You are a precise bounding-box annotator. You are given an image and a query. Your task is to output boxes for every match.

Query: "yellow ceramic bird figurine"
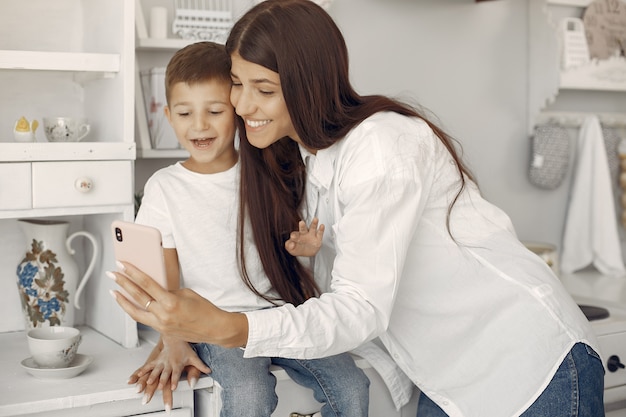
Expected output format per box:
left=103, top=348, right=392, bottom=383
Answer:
left=13, top=116, right=38, bottom=142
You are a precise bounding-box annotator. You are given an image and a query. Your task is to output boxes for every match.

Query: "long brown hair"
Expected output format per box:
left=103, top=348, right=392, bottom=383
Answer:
left=226, top=0, right=475, bottom=306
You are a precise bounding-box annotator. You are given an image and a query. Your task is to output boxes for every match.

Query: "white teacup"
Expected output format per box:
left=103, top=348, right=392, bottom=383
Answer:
left=27, top=326, right=82, bottom=368
left=43, top=117, right=90, bottom=142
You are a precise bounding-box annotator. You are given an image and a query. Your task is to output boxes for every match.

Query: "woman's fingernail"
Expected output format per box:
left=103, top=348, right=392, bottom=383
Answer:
left=109, top=290, right=117, bottom=301
left=165, top=404, right=172, bottom=415
left=116, top=260, right=125, bottom=271
left=135, top=383, right=143, bottom=393
left=106, top=271, right=116, bottom=281
left=141, top=394, right=149, bottom=405
left=189, top=377, right=198, bottom=389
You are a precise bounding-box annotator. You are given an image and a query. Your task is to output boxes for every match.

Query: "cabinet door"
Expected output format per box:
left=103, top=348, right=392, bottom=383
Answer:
left=0, top=163, right=31, bottom=210
left=32, top=161, right=132, bottom=208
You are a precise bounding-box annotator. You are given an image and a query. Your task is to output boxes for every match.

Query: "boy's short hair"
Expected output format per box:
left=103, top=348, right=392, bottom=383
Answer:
left=165, top=41, right=231, bottom=105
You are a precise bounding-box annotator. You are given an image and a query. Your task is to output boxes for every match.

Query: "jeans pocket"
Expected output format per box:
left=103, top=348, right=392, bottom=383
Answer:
left=582, top=343, right=605, bottom=378
left=583, top=343, right=602, bottom=362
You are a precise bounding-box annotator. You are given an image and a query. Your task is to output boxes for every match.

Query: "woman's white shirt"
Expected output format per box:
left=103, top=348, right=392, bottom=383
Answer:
left=243, top=112, right=598, bottom=417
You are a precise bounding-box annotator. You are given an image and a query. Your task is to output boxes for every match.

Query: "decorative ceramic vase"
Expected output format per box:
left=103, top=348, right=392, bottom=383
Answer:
left=16, top=219, right=98, bottom=329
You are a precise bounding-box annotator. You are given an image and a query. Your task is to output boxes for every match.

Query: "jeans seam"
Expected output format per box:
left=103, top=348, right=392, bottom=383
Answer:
left=568, top=349, right=579, bottom=417
left=294, top=359, right=340, bottom=416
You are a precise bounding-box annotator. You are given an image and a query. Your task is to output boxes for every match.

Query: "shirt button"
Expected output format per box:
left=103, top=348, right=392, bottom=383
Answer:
left=325, top=198, right=329, bottom=203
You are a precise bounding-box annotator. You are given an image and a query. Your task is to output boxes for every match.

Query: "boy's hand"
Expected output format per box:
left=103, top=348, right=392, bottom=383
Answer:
left=129, top=336, right=210, bottom=411
left=285, top=218, right=325, bottom=257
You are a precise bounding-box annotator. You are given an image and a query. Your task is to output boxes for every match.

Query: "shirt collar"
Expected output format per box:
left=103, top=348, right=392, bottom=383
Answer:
left=298, top=143, right=336, bottom=190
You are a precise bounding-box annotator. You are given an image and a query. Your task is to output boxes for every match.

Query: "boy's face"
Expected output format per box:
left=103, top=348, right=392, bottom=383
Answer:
left=165, top=79, right=237, bottom=174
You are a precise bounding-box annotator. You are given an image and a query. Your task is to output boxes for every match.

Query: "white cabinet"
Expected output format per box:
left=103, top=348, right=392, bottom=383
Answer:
left=0, top=0, right=138, bottom=347
left=0, top=163, right=31, bottom=209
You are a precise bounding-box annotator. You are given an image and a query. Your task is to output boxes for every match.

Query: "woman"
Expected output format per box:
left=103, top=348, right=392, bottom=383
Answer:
left=111, top=1, right=604, bottom=416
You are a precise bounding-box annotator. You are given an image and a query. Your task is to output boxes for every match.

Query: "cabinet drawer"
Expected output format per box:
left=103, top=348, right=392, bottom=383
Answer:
left=0, top=163, right=31, bottom=210
left=32, top=161, right=132, bottom=208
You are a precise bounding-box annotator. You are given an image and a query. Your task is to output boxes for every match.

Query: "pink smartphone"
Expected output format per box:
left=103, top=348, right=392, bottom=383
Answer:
left=111, top=220, right=167, bottom=307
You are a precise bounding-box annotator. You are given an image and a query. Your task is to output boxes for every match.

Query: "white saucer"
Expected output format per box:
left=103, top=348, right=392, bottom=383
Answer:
left=21, top=354, right=93, bottom=379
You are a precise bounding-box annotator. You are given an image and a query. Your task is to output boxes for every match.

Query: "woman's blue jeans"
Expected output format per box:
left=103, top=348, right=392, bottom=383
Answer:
left=417, top=343, right=605, bottom=417
left=192, top=343, right=370, bottom=417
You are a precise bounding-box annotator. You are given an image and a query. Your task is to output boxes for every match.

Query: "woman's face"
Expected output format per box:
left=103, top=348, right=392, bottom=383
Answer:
left=230, top=53, right=301, bottom=149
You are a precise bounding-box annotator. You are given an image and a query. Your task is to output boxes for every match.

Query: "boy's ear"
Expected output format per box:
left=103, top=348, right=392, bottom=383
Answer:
left=164, top=105, right=172, bottom=124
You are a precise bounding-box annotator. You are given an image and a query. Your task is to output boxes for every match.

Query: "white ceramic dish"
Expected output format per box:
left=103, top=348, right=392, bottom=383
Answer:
left=20, top=354, right=93, bottom=379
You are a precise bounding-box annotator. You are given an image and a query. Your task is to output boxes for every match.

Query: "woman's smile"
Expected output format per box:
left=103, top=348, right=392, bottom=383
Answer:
left=245, top=119, right=271, bottom=129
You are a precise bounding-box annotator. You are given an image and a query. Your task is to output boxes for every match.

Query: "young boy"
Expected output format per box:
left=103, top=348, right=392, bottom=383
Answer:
left=130, top=41, right=369, bottom=417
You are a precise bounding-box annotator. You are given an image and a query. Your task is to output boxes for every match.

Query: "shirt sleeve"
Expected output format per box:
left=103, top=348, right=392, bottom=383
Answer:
left=243, top=122, right=437, bottom=359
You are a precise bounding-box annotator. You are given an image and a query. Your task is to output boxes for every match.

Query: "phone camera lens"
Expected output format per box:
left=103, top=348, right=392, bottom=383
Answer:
left=115, top=227, right=123, bottom=242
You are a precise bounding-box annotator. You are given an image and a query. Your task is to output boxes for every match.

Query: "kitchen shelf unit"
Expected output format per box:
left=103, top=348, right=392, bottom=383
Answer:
left=0, top=0, right=138, bottom=348
left=528, top=0, right=626, bottom=133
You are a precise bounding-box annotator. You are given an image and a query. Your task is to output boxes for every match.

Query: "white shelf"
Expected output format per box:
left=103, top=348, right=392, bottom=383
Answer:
left=136, top=37, right=198, bottom=51
left=0, top=204, right=134, bottom=221
left=137, top=148, right=188, bottom=159
left=547, top=0, right=592, bottom=5
left=0, top=142, right=136, bottom=162
left=560, top=56, right=626, bottom=91
left=0, top=50, right=120, bottom=73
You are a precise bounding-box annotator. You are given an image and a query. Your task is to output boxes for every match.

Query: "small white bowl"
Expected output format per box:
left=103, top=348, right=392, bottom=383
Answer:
left=27, top=326, right=82, bottom=369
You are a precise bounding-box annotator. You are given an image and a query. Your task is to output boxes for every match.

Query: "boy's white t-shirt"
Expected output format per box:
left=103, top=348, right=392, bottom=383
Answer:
left=135, top=161, right=280, bottom=312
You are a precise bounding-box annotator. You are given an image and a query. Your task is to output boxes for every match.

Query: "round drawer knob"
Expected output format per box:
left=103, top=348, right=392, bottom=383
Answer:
left=75, top=177, right=93, bottom=193
left=607, top=355, right=625, bottom=372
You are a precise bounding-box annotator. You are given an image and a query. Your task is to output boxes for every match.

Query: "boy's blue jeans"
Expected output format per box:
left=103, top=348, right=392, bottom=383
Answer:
left=417, top=342, right=605, bottom=417
left=192, top=343, right=370, bottom=417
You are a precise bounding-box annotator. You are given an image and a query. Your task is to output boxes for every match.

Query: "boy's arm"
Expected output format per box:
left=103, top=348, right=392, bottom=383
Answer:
left=285, top=218, right=325, bottom=257
left=163, top=248, right=180, bottom=291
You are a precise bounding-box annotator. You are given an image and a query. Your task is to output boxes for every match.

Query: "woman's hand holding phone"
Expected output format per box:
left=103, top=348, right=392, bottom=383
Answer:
left=108, top=260, right=249, bottom=349
left=110, top=221, right=168, bottom=308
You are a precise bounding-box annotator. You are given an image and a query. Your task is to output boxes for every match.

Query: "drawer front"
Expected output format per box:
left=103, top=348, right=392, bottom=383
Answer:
left=32, top=161, right=132, bottom=208
left=0, top=163, right=32, bottom=210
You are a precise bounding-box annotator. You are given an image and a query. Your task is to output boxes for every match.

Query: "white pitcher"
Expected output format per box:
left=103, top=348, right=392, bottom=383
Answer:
left=16, top=219, right=98, bottom=328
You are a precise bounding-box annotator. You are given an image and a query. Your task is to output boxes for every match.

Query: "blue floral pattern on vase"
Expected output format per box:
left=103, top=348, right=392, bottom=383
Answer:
left=16, top=239, right=68, bottom=327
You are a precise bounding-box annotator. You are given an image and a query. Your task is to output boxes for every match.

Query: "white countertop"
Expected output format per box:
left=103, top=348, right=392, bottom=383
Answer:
left=0, top=326, right=212, bottom=417
left=560, top=267, right=626, bottom=307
